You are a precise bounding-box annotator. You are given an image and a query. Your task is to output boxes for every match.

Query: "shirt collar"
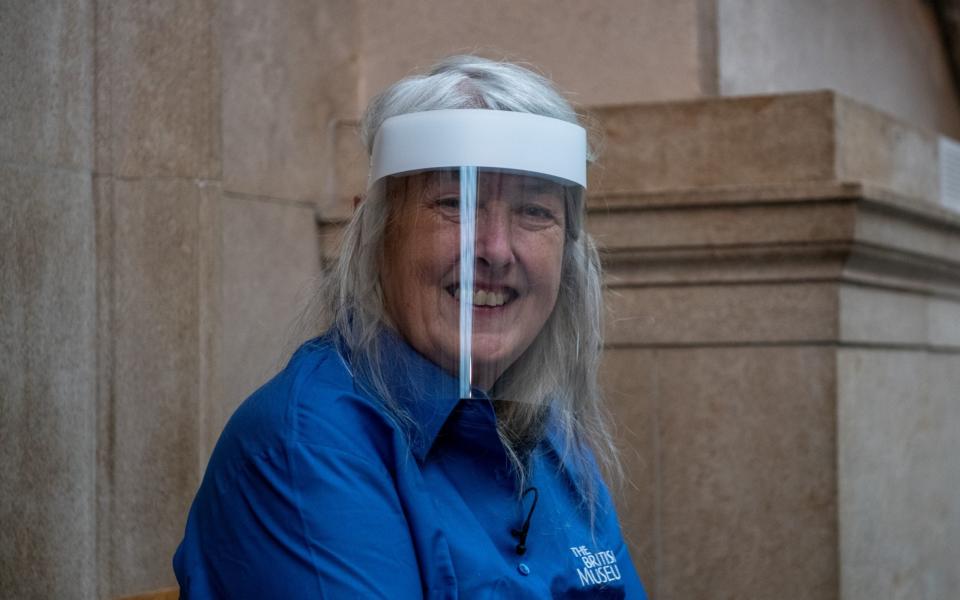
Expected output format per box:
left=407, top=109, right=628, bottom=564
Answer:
left=372, top=329, right=490, bottom=461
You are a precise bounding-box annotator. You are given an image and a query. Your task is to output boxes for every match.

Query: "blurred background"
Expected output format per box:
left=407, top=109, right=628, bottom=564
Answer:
left=2, top=1, right=960, bottom=598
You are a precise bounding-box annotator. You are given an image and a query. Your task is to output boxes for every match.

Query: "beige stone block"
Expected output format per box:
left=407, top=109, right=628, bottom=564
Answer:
left=95, top=0, right=219, bottom=178
left=589, top=92, right=941, bottom=205
left=97, top=176, right=214, bottom=596
left=358, top=0, right=703, bottom=108
left=589, top=93, right=837, bottom=195
left=604, top=283, right=838, bottom=346
left=925, top=354, right=960, bottom=595
left=0, top=165, right=97, bottom=598
left=222, top=0, right=357, bottom=203
left=838, top=350, right=960, bottom=599
left=599, top=348, right=658, bottom=590
left=836, top=95, right=939, bottom=204
left=0, top=1, right=93, bottom=169
left=218, top=194, right=320, bottom=450
left=197, top=182, right=223, bottom=473
left=929, top=297, right=960, bottom=348
left=839, top=285, right=930, bottom=347
left=657, top=347, right=838, bottom=599
left=718, top=0, right=960, bottom=138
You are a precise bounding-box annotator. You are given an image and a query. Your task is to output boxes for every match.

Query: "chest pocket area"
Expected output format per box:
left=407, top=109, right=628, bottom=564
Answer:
left=552, top=546, right=628, bottom=599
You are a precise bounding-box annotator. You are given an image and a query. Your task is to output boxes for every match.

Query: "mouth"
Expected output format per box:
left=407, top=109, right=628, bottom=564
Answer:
left=446, top=285, right=518, bottom=308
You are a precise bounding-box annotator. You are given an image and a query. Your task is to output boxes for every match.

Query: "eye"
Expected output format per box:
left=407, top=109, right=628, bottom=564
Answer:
left=516, top=202, right=561, bottom=230
left=431, top=195, right=461, bottom=221
left=520, top=204, right=555, bottom=220
left=435, top=195, right=460, bottom=210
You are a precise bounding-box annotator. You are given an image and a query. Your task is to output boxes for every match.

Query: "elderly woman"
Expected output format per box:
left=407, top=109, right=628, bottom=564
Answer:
left=174, top=55, right=647, bottom=599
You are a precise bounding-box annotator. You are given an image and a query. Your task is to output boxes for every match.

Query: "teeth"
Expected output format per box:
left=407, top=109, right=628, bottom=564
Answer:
left=451, top=288, right=509, bottom=307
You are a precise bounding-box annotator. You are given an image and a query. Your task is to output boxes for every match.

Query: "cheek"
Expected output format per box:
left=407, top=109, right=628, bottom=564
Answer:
left=388, top=225, right=460, bottom=309
left=541, top=236, right=566, bottom=293
left=526, top=237, right=565, bottom=323
left=382, top=228, right=419, bottom=320
left=415, top=230, right=461, bottom=280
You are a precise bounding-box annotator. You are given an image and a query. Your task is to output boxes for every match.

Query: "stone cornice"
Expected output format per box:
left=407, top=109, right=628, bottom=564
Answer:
left=586, top=91, right=960, bottom=306
left=591, top=181, right=960, bottom=300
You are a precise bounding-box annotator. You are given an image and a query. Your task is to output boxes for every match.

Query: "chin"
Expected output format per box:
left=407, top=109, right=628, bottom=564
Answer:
left=470, top=337, right=519, bottom=363
left=471, top=345, right=526, bottom=381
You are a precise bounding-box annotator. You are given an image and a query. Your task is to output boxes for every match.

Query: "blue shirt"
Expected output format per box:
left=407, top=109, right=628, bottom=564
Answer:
left=174, top=332, right=647, bottom=598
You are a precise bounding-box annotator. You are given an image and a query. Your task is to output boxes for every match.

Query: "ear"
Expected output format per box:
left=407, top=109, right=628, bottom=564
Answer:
left=353, top=194, right=364, bottom=210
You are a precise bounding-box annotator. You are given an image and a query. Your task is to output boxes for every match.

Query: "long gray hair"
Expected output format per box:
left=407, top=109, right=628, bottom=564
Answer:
left=311, top=55, right=619, bottom=513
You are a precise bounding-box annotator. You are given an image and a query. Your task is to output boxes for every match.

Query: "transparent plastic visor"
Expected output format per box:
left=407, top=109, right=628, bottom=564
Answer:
left=374, top=167, right=582, bottom=399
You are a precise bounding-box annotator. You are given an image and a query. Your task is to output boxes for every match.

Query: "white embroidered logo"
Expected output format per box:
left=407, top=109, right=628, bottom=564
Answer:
left=569, top=545, right=621, bottom=586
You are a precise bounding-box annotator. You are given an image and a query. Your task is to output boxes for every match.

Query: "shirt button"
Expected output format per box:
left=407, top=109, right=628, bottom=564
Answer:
left=517, top=563, right=530, bottom=576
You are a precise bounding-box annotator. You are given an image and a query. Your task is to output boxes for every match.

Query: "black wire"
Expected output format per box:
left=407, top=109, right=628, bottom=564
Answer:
left=510, top=487, right=539, bottom=556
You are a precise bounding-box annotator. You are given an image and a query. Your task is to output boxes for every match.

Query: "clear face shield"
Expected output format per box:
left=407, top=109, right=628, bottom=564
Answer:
left=369, top=110, right=587, bottom=400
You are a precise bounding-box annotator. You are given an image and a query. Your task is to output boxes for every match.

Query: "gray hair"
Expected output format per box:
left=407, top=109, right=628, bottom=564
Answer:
left=311, top=55, right=618, bottom=515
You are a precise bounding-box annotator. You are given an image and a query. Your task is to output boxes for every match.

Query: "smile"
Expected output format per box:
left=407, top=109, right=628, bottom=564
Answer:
left=447, top=286, right=517, bottom=307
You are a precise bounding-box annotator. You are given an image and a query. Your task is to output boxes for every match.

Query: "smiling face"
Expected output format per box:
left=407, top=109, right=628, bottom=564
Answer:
left=380, top=169, right=567, bottom=390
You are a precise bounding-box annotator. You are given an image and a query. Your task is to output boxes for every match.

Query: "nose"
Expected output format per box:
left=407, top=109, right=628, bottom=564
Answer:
left=473, top=201, right=514, bottom=271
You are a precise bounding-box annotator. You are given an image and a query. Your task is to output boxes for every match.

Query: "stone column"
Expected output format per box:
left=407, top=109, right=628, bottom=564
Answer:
left=92, top=2, right=222, bottom=596
left=2, top=1, right=356, bottom=597
left=1, top=3, right=98, bottom=598
left=593, top=92, right=960, bottom=599
left=93, top=1, right=356, bottom=596
left=217, top=0, right=355, bottom=435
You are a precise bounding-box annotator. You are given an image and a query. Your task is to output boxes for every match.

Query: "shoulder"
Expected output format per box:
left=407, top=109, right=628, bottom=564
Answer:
left=209, top=336, right=402, bottom=472
left=176, top=339, right=427, bottom=598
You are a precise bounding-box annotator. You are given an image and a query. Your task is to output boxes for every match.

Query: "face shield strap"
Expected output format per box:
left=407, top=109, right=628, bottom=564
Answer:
left=458, top=165, right=478, bottom=399
left=369, top=109, right=587, bottom=189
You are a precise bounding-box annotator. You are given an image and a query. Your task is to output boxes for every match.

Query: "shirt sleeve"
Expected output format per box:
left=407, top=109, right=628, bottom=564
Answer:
left=174, top=441, right=424, bottom=599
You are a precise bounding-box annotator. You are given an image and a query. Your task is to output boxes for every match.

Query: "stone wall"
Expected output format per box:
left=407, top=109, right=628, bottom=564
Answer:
left=1, top=1, right=350, bottom=597
left=589, top=92, right=960, bottom=598
left=718, top=0, right=960, bottom=137
left=353, top=0, right=960, bottom=138
left=356, top=0, right=708, bottom=108
left=1, top=2, right=98, bottom=598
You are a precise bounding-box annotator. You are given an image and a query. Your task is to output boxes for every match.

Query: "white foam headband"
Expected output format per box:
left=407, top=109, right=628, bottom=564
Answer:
left=369, top=109, right=587, bottom=188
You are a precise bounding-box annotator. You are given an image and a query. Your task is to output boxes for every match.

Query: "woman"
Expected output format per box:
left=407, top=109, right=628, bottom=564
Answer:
left=174, top=55, right=647, bottom=599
